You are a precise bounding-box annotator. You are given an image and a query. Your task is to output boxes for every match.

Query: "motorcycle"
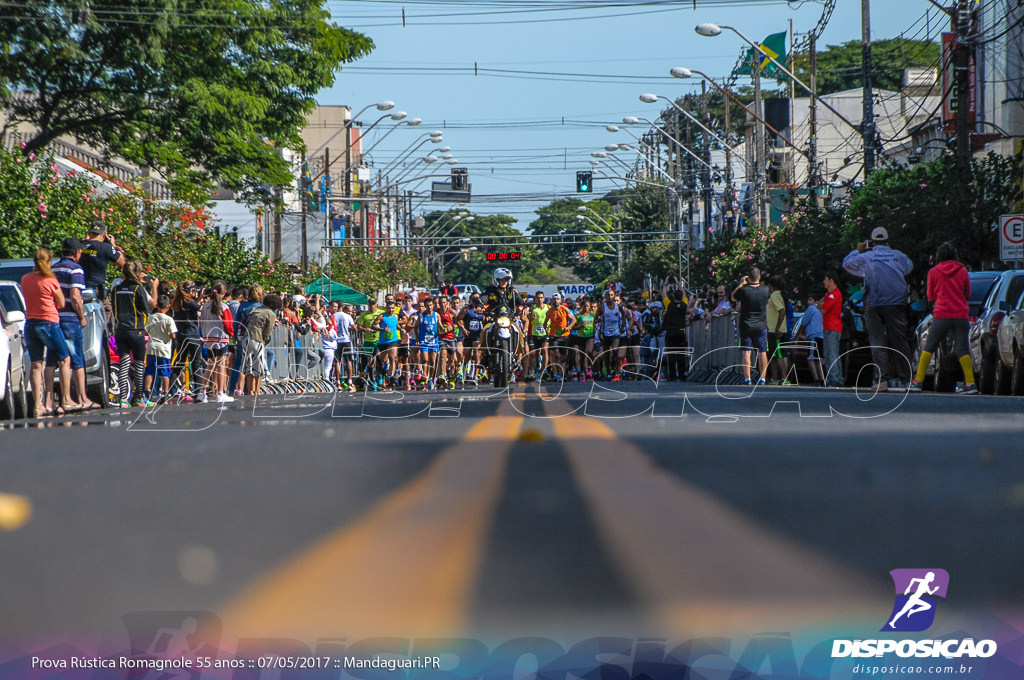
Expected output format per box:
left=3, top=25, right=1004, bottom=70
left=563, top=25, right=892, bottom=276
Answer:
left=485, top=307, right=520, bottom=388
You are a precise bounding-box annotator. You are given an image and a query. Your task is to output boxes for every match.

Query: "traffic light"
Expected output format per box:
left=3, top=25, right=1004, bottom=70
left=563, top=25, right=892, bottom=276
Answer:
left=576, top=170, right=592, bottom=193
left=452, top=167, right=468, bottom=191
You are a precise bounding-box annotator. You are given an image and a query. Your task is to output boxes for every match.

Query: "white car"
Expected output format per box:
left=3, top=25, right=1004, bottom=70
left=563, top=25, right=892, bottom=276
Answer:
left=0, top=301, right=29, bottom=422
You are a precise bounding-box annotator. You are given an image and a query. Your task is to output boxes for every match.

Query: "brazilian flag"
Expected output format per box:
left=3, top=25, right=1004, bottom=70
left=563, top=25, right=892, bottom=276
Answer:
left=732, top=31, right=787, bottom=80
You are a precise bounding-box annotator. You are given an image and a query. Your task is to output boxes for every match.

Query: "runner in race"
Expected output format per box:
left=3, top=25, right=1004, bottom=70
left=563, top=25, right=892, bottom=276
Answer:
left=415, top=297, right=440, bottom=390
left=524, top=291, right=548, bottom=382
left=544, top=293, right=576, bottom=380
left=572, top=298, right=597, bottom=381
left=595, top=288, right=627, bottom=381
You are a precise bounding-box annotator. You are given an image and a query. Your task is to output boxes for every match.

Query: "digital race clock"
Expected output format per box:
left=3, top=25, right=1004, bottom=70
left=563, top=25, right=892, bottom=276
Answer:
left=486, top=252, right=521, bottom=261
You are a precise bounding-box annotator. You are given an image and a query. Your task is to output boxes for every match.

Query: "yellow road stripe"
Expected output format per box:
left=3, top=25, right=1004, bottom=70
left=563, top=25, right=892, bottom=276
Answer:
left=218, top=409, right=523, bottom=640
left=547, top=408, right=884, bottom=634
left=0, top=493, right=32, bottom=531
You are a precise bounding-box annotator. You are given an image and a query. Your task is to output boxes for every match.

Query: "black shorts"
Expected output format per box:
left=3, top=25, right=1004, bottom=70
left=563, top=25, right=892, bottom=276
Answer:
left=207, top=344, right=229, bottom=359
left=377, top=341, right=398, bottom=352
left=528, top=335, right=548, bottom=351
left=577, top=335, right=594, bottom=348
left=466, top=331, right=481, bottom=346
left=600, top=334, right=620, bottom=346
left=439, top=338, right=457, bottom=352
left=398, top=344, right=412, bottom=357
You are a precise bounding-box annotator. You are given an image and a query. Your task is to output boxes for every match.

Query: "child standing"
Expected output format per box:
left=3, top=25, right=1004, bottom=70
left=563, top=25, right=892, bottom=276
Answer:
left=144, top=294, right=178, bottom=403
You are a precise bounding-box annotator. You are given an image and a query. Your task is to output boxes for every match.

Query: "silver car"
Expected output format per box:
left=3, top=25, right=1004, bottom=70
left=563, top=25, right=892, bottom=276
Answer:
left=994, top=286, right=1024, bottom=396
left=0, top=261, right=113, bottom=415
left=0, top=301, right=30, bottom=422
left=968, top=270, right=1024, bottom=395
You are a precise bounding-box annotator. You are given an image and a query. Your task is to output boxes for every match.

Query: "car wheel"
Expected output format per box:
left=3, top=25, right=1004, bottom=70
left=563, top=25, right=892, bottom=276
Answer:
left=87, top=349, right=112, bottom=409
left=1, top=362, right=15, bottom=424
left=995, top=356, right=1013, bottom=396
left=14, top=367, right=29, bottom=420
left=1012, top=348, right=1024, bottom=397
left=978, top=344, right=997, bottom=395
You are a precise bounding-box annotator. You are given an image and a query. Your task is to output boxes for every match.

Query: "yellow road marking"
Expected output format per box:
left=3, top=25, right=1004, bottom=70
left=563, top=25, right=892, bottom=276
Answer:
left=218, top=410, right=523, bottom=641
left=547, top=409, right=884, bottom=634
left=0, top=493, right=32, bottom=531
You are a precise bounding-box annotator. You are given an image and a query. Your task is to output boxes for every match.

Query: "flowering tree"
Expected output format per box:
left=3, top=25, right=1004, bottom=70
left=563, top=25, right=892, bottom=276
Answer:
left=324, top=247, right=430, bottom=298
left=0, top=146, right=291, bottom=290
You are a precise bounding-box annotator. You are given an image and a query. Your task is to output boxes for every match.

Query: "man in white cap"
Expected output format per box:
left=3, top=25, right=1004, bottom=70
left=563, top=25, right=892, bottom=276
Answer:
left=842, top=226, right=914, bottom=391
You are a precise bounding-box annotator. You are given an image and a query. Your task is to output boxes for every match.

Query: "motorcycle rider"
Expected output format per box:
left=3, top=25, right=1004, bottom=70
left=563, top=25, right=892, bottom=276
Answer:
left=481, top=267, right=527, bottom=355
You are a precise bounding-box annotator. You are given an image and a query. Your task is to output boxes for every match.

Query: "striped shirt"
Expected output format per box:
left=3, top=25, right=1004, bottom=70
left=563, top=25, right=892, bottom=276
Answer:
left=52, top=257, right=86, bottom=323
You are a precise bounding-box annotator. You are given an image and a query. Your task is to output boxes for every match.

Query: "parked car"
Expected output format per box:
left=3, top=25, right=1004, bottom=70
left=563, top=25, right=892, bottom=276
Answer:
left=0, top=259, right=112, bottom=411
left=994, top=287, right=1024, bottom=396
left=0, top=303, right=30, bottom=422
left=455, top=283, right=482, bottom=302
left=913, top=270, right=1001, bottom=392
left=968, top=270, right=1024, bottom=395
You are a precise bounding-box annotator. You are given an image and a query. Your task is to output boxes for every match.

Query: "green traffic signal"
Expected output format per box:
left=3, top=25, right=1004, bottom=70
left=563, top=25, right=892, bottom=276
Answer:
left=576, top=170, right=592, bottom=193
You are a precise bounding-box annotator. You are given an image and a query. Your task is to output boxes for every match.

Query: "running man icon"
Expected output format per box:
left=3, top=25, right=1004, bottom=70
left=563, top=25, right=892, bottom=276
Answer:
left=882, top=568, right=950, bottom=632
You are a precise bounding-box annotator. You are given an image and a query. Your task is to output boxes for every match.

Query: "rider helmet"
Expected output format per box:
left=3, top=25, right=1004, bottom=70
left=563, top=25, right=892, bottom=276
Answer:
left=493, top=267, right=513, bottom=287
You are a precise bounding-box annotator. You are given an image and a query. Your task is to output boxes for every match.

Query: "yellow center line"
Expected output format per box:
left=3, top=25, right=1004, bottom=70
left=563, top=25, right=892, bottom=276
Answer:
left=543, top=400, right=885, bottom=634
left=0, top=493, right=32, bottom=531
left=217, top=406, right=523, bottom=641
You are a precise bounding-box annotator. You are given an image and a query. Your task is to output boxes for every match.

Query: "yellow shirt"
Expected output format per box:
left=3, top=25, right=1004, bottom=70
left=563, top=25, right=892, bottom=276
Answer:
left=767, top=290, right=787, bottom=334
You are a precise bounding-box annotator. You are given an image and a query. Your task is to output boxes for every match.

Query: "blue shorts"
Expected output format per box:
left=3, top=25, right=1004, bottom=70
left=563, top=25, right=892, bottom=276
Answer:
left=740, top=328, right=768, bottom=354
left=419, top=342, right=438, bottom=354
left=47, top=319, right=84, bottom=370
left=26, top=319, right=70, bottom=364
left=145, top=355, right=173, bottom=378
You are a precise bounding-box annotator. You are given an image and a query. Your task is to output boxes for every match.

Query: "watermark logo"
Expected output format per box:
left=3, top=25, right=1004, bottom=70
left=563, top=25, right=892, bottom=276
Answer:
left=881, top=569, right=949, bottom=632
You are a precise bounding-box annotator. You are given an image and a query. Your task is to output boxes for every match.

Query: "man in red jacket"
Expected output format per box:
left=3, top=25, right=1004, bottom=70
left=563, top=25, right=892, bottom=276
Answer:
left=909, top=242, right=976, bottom=393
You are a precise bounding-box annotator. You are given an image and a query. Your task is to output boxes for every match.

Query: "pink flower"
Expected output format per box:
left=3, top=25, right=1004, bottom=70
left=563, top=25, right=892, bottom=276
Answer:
left=18, top=141, right=26, bottom=149
left=38, top=203, right=47, bottom=212
left=920, top=183, right=927, bottom=188
left=49, top=163, right=57, bottom=171
left=28, top=153, right=35, bottom=162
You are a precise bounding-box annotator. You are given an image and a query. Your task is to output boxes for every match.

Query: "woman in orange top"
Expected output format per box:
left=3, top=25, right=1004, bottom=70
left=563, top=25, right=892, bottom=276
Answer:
left=21, top=248, right=76, bottom=416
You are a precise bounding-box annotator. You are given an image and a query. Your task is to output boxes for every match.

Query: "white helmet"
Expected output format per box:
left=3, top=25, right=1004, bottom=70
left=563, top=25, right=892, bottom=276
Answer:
left=493, top=267, right=513, bottom=286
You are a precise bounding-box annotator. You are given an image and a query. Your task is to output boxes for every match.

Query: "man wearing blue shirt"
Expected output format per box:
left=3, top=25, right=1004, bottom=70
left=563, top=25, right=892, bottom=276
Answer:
left=842, top=227, right=914, bottom=390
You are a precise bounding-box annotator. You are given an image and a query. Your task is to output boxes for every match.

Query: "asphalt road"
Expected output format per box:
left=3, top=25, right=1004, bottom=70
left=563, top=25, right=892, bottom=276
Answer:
left=1, top=382, right=1022, bottom=652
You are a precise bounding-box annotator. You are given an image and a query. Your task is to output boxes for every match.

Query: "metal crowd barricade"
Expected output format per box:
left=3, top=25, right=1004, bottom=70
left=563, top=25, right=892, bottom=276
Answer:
left=688, top=313, right=742, bottom=375
left=261, top=323, right=327, bottom=383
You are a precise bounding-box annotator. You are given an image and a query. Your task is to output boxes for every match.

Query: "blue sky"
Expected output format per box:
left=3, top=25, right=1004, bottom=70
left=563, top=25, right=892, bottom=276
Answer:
left=317, top=0, right=943, bottom=229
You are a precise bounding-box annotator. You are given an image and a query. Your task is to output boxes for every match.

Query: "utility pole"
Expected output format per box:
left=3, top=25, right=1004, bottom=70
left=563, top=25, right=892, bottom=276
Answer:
left=344, top=118, right=354, bottom=241
left=808, top=32, right=819, bottom=192
left=723, top=86, right=734, bottom=235
left=954, top=0, right=974, bottom=163
left=752, top=54, right=765, bottom=225
left=700, top=83, right=712, bottom=243
left=300, top=151, right=308, bottom=272
left=861, top=0, right=876, bottom=176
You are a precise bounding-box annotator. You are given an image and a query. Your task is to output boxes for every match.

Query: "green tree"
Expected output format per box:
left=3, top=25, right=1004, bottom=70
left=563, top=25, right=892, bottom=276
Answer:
left=616, top=183, right=678, bottom=288
left=326, top=248, right=429, bottom=299
left=0, top=146, right=293, bottom=290
left=843, top=153, right=1017, bottom=287
left=526, top=198, right=616, bottom=282
left=789, top=39, right=941, bottom=97
left=0, top=0, right=373, bottom=204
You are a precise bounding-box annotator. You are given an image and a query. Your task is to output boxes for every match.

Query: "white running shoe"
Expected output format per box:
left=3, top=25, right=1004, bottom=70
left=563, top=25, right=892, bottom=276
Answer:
left=216, top=393, right=235, bottom=403
left=196, top=392, right=209, bottom=403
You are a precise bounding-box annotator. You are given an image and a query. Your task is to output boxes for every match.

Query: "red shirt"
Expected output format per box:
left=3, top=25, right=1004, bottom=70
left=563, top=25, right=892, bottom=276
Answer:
left=21, top=272, right=64, bottom=323
left=821, top=288, right=842, bottom=333
left=927, top=260, right=970, bottom=319
left=437, top=309, right=456, bottom=340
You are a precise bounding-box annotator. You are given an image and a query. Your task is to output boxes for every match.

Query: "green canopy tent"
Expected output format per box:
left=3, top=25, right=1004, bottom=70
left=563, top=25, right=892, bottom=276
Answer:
left=304, top=276, right=370, bottom=305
